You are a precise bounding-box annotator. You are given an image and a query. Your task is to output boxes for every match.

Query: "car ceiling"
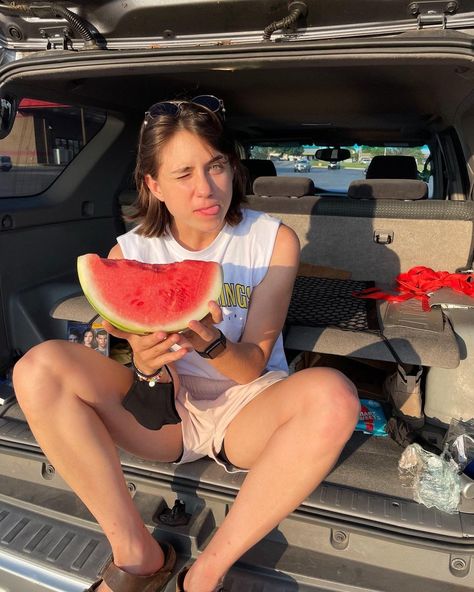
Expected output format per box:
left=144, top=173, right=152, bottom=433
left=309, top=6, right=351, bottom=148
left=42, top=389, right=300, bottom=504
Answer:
left=6, top=53, right=474, bottom=146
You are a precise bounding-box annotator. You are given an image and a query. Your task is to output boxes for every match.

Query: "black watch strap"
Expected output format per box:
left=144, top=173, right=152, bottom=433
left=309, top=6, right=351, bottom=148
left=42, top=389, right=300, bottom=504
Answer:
left=196, top=329, right=227, bottom=359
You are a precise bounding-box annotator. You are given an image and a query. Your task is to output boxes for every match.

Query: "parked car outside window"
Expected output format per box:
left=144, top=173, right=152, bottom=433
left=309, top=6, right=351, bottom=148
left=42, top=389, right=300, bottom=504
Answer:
left=294, top=158, right=311, bottom=172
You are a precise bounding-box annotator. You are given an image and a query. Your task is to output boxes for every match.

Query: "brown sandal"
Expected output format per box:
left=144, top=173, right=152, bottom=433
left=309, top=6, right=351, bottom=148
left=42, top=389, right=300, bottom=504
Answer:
left=175, top=566, right=224, bottom=591
left=87, top=542, right=176, bottom=591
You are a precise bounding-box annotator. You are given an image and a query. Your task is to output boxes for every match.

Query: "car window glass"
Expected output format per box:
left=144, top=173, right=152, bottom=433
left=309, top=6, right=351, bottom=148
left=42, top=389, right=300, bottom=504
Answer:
left=248, top=143, right=433, bottom=197
left=0, top=99, right=106, bottom=197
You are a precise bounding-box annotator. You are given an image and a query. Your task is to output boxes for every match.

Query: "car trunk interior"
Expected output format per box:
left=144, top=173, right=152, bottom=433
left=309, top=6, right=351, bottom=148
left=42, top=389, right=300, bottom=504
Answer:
left=2, top=38, right=474, bottom=588
left=0, top=361, right=412, bottom=497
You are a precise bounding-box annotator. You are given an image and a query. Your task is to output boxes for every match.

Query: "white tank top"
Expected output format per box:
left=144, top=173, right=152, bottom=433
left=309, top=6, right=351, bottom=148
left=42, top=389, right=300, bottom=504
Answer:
left=117, top=208, right=289, bottom=380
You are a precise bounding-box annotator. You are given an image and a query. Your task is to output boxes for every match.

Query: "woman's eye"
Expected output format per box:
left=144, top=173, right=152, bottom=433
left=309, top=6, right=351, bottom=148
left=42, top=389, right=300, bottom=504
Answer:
left=210, top=163, right=224, bottom=172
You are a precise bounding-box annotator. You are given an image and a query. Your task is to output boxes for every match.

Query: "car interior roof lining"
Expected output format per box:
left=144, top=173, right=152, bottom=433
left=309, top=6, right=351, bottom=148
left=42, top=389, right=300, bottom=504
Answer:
left=2, top=56, right=473, bottom=145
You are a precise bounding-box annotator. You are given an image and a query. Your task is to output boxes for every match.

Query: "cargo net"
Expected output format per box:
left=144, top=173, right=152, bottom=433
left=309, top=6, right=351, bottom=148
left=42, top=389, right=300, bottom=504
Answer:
left=287, top=277, right=380, bottom=332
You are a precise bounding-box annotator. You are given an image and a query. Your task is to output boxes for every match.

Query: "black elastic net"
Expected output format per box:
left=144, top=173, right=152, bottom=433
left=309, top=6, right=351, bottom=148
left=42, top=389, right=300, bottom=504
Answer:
left=287, top=277, right=380, bottom=332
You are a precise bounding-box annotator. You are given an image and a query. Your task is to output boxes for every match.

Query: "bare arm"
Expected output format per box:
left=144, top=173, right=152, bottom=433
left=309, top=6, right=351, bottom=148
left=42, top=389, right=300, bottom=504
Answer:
left=183, top=224, right=300, bottom=383
left=108, top=243, right=124, bottom=259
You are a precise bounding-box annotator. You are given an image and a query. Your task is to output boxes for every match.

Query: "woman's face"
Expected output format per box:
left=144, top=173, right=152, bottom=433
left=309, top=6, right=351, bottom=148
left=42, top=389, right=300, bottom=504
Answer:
left=83, top=330, right=94, bottom=346
left=145, top=129, right=233, bottom=244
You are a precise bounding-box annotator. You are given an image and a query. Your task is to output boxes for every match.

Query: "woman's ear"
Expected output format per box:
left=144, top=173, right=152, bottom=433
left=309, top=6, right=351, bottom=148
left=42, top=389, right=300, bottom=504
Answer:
left=144, top=174, right=164, bottom=201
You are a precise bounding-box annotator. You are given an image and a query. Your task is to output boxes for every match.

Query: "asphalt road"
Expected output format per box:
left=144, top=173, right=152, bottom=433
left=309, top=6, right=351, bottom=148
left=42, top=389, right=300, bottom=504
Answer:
left=0, top=162, right=365, bottom=197
left=275, top=161, right=365, bottom=192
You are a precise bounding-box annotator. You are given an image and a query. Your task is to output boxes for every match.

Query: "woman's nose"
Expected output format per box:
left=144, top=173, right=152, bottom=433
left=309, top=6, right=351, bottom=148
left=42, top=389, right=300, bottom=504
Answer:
left=195, top=170, right=213, bottom=196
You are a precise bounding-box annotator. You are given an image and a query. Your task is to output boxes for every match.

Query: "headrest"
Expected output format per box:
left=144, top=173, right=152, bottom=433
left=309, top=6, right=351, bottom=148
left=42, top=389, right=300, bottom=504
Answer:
left=253, top=176, right=315, bottom=198
left=241, top=159, right=277, bottom=193
left=366, top=155, right=418, bottom=179
left=241, top=159, right=277, bottom=179
left=348, top=179, right=428, bottom=200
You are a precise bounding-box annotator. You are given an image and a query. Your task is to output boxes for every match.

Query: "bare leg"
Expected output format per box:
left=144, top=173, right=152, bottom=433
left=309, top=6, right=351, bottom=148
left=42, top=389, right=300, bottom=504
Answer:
left=13, top=340, right=183, bottom=591
left=183, top=367, right=360, bottom=592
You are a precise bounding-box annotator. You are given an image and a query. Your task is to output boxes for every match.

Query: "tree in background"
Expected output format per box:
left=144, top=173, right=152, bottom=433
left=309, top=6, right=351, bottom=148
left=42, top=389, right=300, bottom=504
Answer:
left=249, top=146, right=272, bottom=159
left=359, top=145, right=427, bottom=166
left=249, top=145, right=304, bottom=159
left=286, top=146, right=304, bottom=157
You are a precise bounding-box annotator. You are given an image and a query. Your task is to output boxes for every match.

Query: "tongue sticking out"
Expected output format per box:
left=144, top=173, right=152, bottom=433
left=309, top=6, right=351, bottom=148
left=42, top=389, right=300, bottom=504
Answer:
left=197, top=205, right=220, bottom=215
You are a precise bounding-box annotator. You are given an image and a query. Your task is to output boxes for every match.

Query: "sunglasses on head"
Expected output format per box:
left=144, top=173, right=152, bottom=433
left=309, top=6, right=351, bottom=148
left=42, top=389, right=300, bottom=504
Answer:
left=144, top=95, right=225, bottom=123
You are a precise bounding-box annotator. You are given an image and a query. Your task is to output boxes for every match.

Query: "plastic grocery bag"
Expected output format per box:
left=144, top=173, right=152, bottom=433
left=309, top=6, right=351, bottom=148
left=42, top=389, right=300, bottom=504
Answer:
left=398, top=443, right=461, bottom=513
left=442, top=418, right=474, bottom=475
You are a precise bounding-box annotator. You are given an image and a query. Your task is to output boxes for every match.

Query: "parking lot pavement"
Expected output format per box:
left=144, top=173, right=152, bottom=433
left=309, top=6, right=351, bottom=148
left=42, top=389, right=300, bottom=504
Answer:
left=275, top=162, right=364, bottom=192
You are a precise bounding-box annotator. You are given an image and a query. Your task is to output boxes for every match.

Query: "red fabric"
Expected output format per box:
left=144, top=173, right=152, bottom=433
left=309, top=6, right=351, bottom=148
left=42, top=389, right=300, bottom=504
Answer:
left=353, top=266, right=474, bottom=312
left=19, top=99, right=69, bottom=109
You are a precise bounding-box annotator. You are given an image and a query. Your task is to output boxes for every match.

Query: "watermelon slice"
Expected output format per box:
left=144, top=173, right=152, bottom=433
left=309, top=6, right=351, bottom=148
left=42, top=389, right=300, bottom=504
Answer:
left=77, top=254, right=223, bottom=334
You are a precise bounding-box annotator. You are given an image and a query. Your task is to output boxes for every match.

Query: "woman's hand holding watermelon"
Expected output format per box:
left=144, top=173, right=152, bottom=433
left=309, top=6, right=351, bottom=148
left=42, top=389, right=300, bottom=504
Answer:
left=101, top=298, right=222, bottom=373
left=101, top=320, right=191, bottom=376
left=178, top=300, right=223, bottom=353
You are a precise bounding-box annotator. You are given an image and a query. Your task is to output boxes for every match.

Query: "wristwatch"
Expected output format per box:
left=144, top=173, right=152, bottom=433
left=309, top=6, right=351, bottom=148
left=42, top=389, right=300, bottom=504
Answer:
left=196, top=329, right=227, bottom=359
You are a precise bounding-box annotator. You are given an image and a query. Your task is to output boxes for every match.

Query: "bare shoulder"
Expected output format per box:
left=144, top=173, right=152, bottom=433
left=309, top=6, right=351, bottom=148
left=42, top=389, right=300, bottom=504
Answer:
left=108, top=244, right=124, bottom=259
left=276, top=223, right=300, bottom=248
left=271, top=223, right=300, bottom=264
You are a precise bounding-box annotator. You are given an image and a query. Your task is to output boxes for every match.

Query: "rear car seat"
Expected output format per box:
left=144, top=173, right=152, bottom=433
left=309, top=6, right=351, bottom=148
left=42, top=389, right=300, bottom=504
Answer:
left=252, top=175, right=315, bottom=198
left=348, top=178, right=428, bottom=200
left=246, top=178, right=467, bottom=373
left=240, top=159, right=276, bottom=193
left=365, top=155, right=419, bottom=179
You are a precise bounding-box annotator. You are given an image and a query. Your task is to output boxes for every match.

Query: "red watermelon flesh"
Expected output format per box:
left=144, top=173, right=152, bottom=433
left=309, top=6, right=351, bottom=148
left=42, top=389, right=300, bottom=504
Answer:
left=77, top=254, right=223, bottom=334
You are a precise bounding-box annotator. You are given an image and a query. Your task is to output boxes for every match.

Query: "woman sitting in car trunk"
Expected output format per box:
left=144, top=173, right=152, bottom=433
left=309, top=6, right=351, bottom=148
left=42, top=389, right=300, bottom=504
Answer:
left=13, top=96, right=360, bottom=592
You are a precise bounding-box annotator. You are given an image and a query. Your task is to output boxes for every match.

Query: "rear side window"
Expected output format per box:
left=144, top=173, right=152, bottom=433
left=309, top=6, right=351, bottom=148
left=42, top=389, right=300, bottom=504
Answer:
left=0, top=99, right=106, bottom=197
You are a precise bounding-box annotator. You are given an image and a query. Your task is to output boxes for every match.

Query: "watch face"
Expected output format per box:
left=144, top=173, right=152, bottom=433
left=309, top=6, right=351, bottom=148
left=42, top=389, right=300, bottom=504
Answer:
left=206, top=340, right=226, bottom=359
left=199, top=330, right=226, bottom=358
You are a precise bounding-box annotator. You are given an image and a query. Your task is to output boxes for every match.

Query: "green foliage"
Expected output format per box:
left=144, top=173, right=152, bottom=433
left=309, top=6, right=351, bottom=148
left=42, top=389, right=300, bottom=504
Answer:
left=359, top=145, right=427, bottom=164
left=249, top=146, right=271, bottom=159
left=249, top=145, right=303, bottom=159
left=286, top=146, right=304, bottom=156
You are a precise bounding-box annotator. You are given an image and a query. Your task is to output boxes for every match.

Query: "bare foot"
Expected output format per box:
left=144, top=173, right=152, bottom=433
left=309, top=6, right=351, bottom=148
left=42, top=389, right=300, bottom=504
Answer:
left=182, top=559, right=225, bottom=592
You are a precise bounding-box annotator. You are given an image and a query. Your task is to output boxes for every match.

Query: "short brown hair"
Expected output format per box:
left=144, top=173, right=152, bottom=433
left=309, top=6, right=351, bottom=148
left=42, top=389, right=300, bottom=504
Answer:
left=127, top=101, right=247, bottom=237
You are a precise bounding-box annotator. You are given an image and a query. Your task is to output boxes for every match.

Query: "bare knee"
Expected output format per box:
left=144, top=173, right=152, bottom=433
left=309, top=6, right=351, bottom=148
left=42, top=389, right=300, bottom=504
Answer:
left=293, top=367, right=360, bottom=444
left=13, top=340, right=66, bottom=413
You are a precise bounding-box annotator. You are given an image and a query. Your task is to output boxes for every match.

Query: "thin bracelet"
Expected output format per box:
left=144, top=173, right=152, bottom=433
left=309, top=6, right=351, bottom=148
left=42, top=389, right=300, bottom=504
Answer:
left=131, top=353, right=163, bottom=386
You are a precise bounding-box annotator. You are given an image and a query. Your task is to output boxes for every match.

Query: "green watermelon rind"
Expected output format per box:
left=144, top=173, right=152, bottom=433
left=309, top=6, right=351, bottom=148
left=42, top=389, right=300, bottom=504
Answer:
left=77, top=254, right=223, bottom=335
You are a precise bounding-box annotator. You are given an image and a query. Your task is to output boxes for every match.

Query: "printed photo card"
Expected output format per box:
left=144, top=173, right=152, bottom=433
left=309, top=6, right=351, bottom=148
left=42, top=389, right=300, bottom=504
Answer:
left=66, top=320, right=110, bottom=357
